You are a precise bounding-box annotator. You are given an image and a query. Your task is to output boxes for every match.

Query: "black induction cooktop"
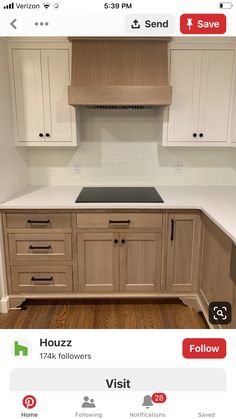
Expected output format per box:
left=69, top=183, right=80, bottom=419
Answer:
left=75, top=187, right=164, bottom=203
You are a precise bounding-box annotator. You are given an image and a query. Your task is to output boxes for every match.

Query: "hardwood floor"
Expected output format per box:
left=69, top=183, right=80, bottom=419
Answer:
left=0, top=298, right=208, bottom=329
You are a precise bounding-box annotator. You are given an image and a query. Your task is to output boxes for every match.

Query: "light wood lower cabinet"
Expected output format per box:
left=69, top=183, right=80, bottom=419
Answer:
left=8, top=233, right=72, bottom=262
left=77, top=212, right=163, bottom=229
left=230, top=285, right=236, bottom=328
left=200, top=215, right=233, bottom=306
left=166, top=213, right=201, bottom=292
left=6, top=213, right=72, bottom=229
left=3, top=208, right=236, bottom=329
left=77, top=231, right=163, bottom=292
left=2, top=211, right=74, bottom=295
left=78, top=233, right=120, bottom=292
left=120, top=233, right=162, bottom=292
left=11, top=266, right=73, bottom=293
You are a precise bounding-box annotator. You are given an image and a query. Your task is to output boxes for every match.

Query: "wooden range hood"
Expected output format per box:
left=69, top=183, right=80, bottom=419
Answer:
left=68, top=38, right=172, bottom=106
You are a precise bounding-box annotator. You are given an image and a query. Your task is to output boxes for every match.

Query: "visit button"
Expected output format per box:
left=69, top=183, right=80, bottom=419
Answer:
left=183, top=338, right=226, bottom=359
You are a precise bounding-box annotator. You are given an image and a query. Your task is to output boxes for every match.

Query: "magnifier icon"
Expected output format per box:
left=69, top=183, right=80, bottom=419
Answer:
left=209, top=302, right=231, bottom=324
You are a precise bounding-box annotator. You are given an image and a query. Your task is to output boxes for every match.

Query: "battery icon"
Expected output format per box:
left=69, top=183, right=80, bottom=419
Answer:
left=219, top=2, right=233, bottom=8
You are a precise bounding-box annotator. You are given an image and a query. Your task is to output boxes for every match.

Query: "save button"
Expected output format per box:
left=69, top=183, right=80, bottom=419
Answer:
left=180, top=14, right=226, bottom=34
left=183, top=338, right=226, bottom=358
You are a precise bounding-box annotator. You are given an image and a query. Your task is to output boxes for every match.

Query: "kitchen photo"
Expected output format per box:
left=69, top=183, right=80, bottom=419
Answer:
left=0, top=36, right=236, bottom=329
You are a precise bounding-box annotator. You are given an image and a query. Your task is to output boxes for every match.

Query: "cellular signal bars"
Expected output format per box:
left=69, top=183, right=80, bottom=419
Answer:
left=4, top=2, right=14, bottom=9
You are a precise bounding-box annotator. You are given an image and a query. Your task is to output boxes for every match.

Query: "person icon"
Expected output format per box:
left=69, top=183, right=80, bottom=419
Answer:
left=82, top=396, right=96, bottom=408
left=89, top=399, right=96, bottom=408
left=82, top=396, right=91, bottom=408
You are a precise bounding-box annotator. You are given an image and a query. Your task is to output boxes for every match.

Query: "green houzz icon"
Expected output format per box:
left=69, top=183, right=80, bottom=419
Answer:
left=14, top=341, right=28, bottom=356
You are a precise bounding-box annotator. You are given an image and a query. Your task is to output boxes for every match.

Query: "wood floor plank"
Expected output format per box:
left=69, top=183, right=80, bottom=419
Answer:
left=0, top=298, right=208, bottom=329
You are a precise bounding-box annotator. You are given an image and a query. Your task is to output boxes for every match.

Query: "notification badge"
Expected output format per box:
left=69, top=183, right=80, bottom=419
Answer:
left=23, top=395, right=37, bottom=409
left=180, top=14, right=226, bottom=34
left=152, top=393, right=167, bottom=403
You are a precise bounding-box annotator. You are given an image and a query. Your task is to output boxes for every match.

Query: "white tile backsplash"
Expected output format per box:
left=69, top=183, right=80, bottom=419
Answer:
left=28, top=107, right=236, bottom=186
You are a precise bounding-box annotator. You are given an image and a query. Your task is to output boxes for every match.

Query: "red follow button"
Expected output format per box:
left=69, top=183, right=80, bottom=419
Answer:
left=183, top=338, right=226, bottom=359
left=180, top=14, right=226, bottom=34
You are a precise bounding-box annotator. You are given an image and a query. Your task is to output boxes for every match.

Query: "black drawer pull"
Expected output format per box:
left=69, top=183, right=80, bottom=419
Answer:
left=31, top=276, right=53, bottom=282
left=171, top=219, right=174, bottom=241
left=29, top=245, right=52, bottom=250
left=114, top=239, right=119, bottom=244
left=27, top=219, right=50, bottom=224
left=121, top=239, right=126, bottom=244
left=109, top=220, right=131, bottom=224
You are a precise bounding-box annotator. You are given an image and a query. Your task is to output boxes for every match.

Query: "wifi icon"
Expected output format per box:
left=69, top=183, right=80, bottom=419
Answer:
left=43, top=2, right=50, bottom=8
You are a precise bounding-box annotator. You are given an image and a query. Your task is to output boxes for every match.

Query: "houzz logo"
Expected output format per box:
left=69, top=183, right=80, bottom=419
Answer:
left=12, top=339, right=31, bottom=357
left=14, top=341, right=28, bottom=357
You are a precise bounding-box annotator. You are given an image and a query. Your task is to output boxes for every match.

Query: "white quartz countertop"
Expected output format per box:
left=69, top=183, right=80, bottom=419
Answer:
left=1, top=185, right=236, bottom=243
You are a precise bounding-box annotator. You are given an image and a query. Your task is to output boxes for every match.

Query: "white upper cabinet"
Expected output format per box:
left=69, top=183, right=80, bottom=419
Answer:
left=11, top=46, right=77, bottom=146
left=230, top=71, right=236, bottom=144
left=231, top=105, right=236, bottom=144
left=167, top=50, right=202, bottom=143
left=12, top=50, right=45, bottom=144
left=164, top=47, right=234, bottom=146
left=199, top=50, right=234, bottom=142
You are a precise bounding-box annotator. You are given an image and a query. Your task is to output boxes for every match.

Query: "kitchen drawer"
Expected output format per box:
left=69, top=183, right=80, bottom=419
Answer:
left=8, top=233, right=72, bottom=262
left=77, top=213, right=163, bottom=229
left=6, top=213, right=71, bottom=229
left=11, top=266, right=73, bottom=293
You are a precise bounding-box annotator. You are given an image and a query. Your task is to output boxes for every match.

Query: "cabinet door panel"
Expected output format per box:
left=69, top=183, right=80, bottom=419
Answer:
left=120, top=233, right=162, bottom=291
left=166, top=214, right=201, bottom=292
left=231, top=72, right=236, bottom=144
left=12, top=50, right=44, bottom=143
left=167, top=50, right=202, bottom=142
left=200, top=216, right=233, bottom=305
left=78, top=233, right=119, bottom=292
left=41, top=50, right=75, bottom=143
left=230, top=285, right=236, bottom=328
left=199, top=50, right=234, bottom=142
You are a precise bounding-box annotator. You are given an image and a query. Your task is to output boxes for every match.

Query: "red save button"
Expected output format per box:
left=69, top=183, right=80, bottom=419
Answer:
left=183, top=338, right=226, bottom=359
left=180, top=14, right=226, bottom=34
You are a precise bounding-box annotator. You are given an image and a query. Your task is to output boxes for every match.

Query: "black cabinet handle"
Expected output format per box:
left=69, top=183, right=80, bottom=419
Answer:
left=171, top=219, right=174, bottom=241
left=27, top=219, right=50, bottom=224
left=39, top=133, right=44, bottom=138
left=121, top=239, right=126, bottom=244
left=109, top=220, right=130, bottom=224
left=45, top=133, right=50, bottom=137
left=29, top=245, right=52, bottom=250
left=114, top=239, right=119, bottom=244
left=199, top=133, right=204, bottom=138
left=31, top=276, right=53, bottom=282
left=193, top=133, right=197, bottom=138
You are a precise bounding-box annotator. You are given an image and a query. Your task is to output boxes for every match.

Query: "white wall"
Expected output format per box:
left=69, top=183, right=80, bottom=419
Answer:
left=0, top=38, right=28, bottom=311
left=28, top=107, right=236, bottom=186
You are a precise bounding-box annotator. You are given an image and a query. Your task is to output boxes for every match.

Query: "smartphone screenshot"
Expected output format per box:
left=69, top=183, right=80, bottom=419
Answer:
left=0, top=0, right=236, bottom=417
